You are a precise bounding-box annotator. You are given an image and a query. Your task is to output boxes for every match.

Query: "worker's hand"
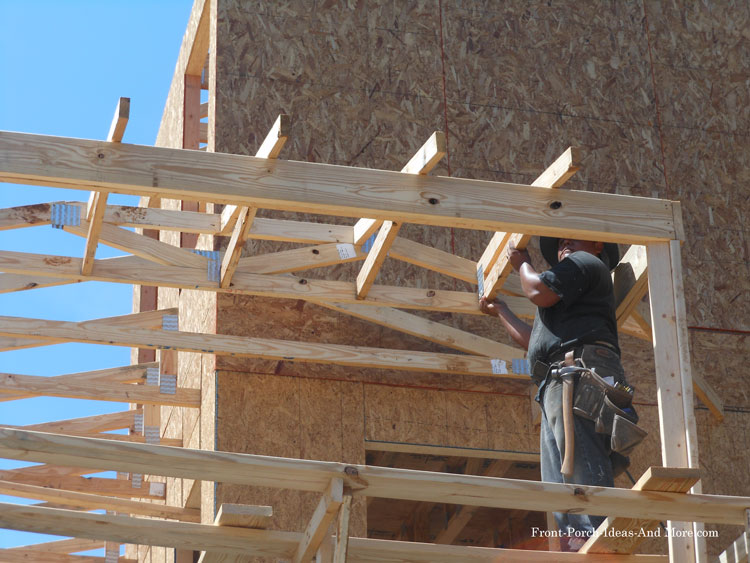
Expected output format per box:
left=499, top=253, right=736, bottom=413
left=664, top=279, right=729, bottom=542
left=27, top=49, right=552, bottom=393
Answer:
left=479, top=296, right=507, bottom=317
left=508, top=242, right=531, bottom=272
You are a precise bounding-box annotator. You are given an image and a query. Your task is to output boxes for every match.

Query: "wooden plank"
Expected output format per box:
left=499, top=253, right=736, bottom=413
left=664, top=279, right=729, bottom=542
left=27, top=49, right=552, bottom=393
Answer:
left=0, top=131, right=680, bottom=244
left=352, top=131, right=446, bottom=246
left=184, top=0, right=210, bottom=76
left=237, top=243, right=366, bottom=275
left=7, top=537, right=103, bottom=554
left=0, top=372, right=200, bottom=407
left=2, top=429, right=750, bottom=526
left=216, top=504, right=273, bottom=529
left=0, top=479, right=199, bottom=522
left=719, top=532, right=750, bottom=563
left=580, top=467, right=700, bottom=554
left=332, top=492, right=352, bottom=563
left=19, top=410, right=137, bottom=434
left=220, top=115, right=290, bottom=235
left=293, top=478, right=344, bottom=563
left=356, top=220, right=401, bottom=298
left=613, top=245, right=648, bottom=324
left=389, top=237, right=476, bottom=284
left=0, top=551, right=135, bottom=563
left=220, top=206, right=257, bottom=288
left=0, top=250, right=536, bottom=317
left=647, top=242, right=699, bottom=562
left=0, top=503, right=668, bottom=562
left=81, top=191, right=108, bottom=276
left=107, top=97, right=130, bottom=143
left=480, top=147, right=581, bottom=300
left=66, top=221, right=209, bottom=268
left=0, top=470, right=166, bottom=501
left=0, top=272, right=78, bottom=294
left=0, top=316, right=530, bottom=379
left=313, top=301, right=524, bottom=359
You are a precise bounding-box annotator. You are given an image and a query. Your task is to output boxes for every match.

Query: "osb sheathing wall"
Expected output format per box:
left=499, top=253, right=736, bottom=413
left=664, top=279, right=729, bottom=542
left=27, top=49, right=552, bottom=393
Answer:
left=136, top=0, right=749, bottom=560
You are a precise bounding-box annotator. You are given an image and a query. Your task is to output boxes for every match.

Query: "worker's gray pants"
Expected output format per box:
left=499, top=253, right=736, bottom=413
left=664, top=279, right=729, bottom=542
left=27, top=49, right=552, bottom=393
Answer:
left=539, top=378, right=614, bottom=549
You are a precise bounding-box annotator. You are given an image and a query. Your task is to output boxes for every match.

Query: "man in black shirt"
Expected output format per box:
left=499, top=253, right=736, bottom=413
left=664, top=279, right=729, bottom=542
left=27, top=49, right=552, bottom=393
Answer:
left=479, top=237, right=624, bottom=551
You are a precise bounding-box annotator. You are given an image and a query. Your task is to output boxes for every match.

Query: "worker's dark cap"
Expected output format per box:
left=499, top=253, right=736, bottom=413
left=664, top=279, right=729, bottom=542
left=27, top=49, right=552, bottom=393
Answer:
left=539, top=237, right=619, bottom=271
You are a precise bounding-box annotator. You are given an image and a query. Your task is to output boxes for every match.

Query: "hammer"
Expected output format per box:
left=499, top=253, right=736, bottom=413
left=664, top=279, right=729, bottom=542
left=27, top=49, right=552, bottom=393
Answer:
left=560, top=350, right=576, bottom=479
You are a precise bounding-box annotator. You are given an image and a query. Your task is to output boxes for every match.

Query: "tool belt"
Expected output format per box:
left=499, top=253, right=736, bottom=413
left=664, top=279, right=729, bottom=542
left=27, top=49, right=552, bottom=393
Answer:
left=535, top=344, right=648, bottom=459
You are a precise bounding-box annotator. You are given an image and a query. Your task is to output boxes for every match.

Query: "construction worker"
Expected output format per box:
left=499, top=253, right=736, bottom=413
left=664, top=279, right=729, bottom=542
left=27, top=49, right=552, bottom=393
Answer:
left=479, top=237, right=639, bottom=551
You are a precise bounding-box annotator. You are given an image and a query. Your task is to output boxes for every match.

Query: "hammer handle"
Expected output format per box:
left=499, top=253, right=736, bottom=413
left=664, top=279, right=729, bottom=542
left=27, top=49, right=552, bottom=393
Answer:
left=560, top=375, right=575, bottom=479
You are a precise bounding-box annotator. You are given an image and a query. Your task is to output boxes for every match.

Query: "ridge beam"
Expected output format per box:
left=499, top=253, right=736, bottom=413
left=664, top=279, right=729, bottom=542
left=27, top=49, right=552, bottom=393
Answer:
left=480, top=147, right=581, bottom=300
left=353, top=131, right=446, bottom=246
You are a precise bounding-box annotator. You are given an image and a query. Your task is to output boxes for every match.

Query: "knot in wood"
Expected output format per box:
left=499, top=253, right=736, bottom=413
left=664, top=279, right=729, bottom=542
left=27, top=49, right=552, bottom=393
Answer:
left=426, top=290, right=436, bottom=297
left=549, top=200, right=562, bottom=210
left=343, top=465, right=369, bottom=489
left=573, top=487, right=586, bottom=497
left=298, top=278, right=308, bottom=285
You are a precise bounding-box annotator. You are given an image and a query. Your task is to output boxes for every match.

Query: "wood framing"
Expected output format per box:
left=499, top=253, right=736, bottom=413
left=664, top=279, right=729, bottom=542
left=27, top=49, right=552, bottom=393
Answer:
left=0, top=131, right=682, bottom=244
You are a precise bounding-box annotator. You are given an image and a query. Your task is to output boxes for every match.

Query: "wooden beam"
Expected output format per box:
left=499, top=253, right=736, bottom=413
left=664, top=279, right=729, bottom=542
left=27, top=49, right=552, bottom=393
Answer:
left=480, top=147, right=581, bottom=300
left=0, top=479, right=199, bottom=522
left=647, top=242, right=701, bottom=562
left=2, top=430, right=750, bottom=526
left=237, top=243, right=365, bottom=275
left=293, top=478, right=344, bottom=563
left=0, top=316, right=530, bottom=379
left=107, top=97, right=130, bottom=143
left=7, top=537, right=103, bottom=554
left=0, top=372, right=200, bottom=407
left=0, top=250, right=536, bottom=317
left=389, top=236, right=476, bottom=283
left=81, top=191, right=108, bottom=275
left=0, top=551, right=135, bottom=563
left=184, top=0, right=210, bottom=76
left=19, top=410, right=137, bottom=434
left=0, top=470, right=166, bottom=501
left=0, top=502, right=668, bottom=562
left=333, top=492, right=352, bottom=563
left=580, top=467, right=700, bottom=554
left=0, top=131, right=680, bottom=244
left=313, top=301, right=524, bottom=359
left=719, top=532, right=750, bottom=563
left=356, top=220, right=401, bottom=298
left=353, top=131, right=446, bottom=246
left=220, top=206, right=258, bottom=288
left=215, top=504, right=273, bottom=529
left=220, top=114, right=290, bottom=235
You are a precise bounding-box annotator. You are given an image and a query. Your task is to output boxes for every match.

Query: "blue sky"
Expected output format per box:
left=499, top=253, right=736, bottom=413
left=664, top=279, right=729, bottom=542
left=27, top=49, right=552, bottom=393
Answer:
left=0, top=0, right=194, bottom=551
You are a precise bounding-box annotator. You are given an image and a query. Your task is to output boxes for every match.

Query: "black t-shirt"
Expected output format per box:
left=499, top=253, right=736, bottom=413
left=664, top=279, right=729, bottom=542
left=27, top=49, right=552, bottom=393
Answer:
left=527, top=250, right=620, bottom=367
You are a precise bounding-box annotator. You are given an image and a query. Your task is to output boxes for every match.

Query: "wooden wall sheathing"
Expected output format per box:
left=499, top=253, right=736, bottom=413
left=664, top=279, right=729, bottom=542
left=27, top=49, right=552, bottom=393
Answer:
left=108, top=0, right=749, bottom=559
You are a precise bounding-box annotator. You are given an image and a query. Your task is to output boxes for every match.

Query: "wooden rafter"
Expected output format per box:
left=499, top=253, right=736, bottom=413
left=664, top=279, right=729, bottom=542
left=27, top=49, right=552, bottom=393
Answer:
left=0, top=315, right=530, bottom=379
left=480, top=147, right=581, bottom=300
left=292, top=478, right=344, bottom=563
left=0, top=502, right=667, bottom=562
left=2, top=430, right=748, bottom=527
left=0, top=250, right=537, bottom=317
left=0, top=131, right=682, bottom=244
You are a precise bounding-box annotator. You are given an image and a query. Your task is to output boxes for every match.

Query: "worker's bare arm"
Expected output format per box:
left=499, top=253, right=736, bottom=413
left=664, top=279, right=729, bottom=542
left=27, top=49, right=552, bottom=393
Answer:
left=478, top=297, right=531, bottom=350
left=509, top=245, right=561, bottom=308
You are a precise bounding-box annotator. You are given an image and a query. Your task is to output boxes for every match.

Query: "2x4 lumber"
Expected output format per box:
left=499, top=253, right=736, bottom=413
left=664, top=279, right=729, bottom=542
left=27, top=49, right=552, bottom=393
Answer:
left=0, top=250, right=537, bottom=318
left=0, top=272, right=74, bottom=294
left=0, top=362, right=157, bottom=402
left=293, top=478, right=344, bottom=563
left=356, top=220, right=400, bottom=298
left=220, top=206, right=258, bottom=288
left=333, top=492, right=352, bottom=563
left=0, top=471, right=165, bottom=501
left=719, top=532, right=750, bottom=563
left=237, top=243, right=365, bottom=275
left=480, top=147, right=581, bottom=300
left=215, top=504, right=273, bottom=529
left=352, top=131, right=447, bottom=246
left=107, top=97, right=130, bottom=143
left=220, top=114, right=290, bottom=235
left=389, top=236, right=476, bottom=283
left=0, top=372, right=200, bottom=407
left=580, top=467, right=700, bottom=554
left=0, top=503, right=670, bottom=562
left=313, top=301, right=524, bottom=359
left=7, top=537, right=103, bottom=554
left=67, top=221, right=209, bottom=268
left=185, top=0, right=210, bottom=76
left=3, top=429, right=750, bottom=526
left=0, top=315, right=530, bottom=379
left=0, top=479, right=199, bottom=522
left=647, top=241, right=701, bottom=562
left=0, top=131, right=681, bottom=244
left=8, top=424, right=182, bottom=447
left=19, top=410, right=137, bottom=434
left=0, top=551, right=134, bottom=563
left=81, top=191, right=108, bottom=275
